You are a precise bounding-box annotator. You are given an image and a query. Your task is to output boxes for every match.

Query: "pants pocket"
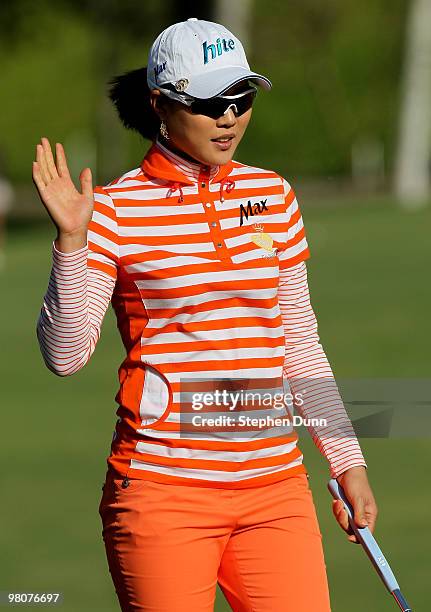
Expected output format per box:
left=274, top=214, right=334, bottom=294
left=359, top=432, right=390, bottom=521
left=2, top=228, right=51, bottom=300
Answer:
left=99, top=465, right=153, bottom=521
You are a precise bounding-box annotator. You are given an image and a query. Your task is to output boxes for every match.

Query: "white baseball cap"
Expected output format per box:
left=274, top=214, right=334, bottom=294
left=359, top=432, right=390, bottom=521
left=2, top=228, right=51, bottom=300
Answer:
left=147, top=17, right=272, bottom=100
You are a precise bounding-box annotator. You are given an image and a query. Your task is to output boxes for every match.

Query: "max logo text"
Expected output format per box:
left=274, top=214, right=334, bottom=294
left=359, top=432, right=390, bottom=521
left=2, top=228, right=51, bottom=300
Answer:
left=239, top=199, right=268, bottom=226
left=154, top=61, right=167, bottom=79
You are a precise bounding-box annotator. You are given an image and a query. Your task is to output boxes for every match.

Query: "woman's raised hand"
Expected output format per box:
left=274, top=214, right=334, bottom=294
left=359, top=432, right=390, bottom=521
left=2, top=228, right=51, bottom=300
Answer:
left=32, top=137, right=94, bottom=250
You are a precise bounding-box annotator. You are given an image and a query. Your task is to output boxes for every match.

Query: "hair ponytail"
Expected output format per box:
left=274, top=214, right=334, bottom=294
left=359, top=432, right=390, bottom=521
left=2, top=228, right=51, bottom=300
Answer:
left=107, top=66, right=160, bottom=141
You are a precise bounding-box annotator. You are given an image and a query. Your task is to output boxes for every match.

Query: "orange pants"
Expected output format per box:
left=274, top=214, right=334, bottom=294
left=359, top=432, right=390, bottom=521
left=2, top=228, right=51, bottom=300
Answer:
left=98, top=468, right=332, bottom=611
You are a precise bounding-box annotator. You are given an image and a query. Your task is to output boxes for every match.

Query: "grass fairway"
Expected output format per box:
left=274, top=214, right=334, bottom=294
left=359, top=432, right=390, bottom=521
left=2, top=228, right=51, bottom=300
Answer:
left=1, top=197, right=430, bottom=611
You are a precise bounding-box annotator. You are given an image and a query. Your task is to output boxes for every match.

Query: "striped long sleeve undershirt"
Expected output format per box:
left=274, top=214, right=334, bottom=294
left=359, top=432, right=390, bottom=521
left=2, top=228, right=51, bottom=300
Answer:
left=37, top=240, right=367, bottom=479
left=278, top=260, right=367, bottom=478
left=36, top=240, right=116, bottom=376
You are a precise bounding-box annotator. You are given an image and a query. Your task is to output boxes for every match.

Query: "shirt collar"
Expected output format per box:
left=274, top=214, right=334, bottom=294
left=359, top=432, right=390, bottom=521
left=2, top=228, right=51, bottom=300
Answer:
left=140, top=135, right=235, bottom=185
left=154, top=136, right=219, bottom=183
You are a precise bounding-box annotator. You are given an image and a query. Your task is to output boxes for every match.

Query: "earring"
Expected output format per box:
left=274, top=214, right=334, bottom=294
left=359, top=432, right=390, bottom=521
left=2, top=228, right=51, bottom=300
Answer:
left=160, top=120, right=169, bottom=140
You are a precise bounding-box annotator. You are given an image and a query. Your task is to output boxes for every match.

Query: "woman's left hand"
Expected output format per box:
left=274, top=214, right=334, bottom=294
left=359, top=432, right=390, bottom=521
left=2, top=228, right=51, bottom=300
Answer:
left=331, top=466, right=378, bottom=544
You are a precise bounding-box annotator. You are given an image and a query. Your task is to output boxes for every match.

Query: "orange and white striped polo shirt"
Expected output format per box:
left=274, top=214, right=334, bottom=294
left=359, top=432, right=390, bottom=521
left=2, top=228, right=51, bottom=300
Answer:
left=83, top=136, right=311, bottom=487
left=37, top=137, right=367, bottom=487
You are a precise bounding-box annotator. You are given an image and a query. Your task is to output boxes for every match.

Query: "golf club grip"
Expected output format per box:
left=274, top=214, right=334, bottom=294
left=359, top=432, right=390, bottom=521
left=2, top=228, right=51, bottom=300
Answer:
left=392, top=588, right=413, bottom=611
left=327, top=479, right=399, bottom=592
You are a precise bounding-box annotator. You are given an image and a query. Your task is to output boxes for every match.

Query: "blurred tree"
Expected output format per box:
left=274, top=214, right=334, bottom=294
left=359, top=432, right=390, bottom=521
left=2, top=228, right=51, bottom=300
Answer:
left=241, top=0, right=407, bottom=180
left=84, top=0, right=174, bottom=183
left=213, top=0, right=253, bottom=52
left=173, top=1, right=213, bottom=22
left=88, top=0, right=214, bottom=182
left=0, top=0, right=214, bottom=184
left=394, top=0, right=431, bottom=208
left=0, top=0, right=411, bottom=189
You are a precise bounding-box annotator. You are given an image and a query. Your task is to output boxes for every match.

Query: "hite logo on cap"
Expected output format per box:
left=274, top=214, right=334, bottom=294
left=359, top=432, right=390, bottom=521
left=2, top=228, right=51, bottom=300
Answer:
left=203, top=38, right=235, bottom=64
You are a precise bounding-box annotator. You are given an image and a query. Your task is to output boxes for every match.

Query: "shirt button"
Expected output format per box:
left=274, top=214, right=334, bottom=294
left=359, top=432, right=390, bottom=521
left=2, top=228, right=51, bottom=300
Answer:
left=205, top=202, right=211, bottom=208
left=201, top=182, right=206, bottom=188
left=121, top=478, right=130, bottom=488
left=217, top=242, right=222, bottom=247
left=211, top=221, right=217, bottom=227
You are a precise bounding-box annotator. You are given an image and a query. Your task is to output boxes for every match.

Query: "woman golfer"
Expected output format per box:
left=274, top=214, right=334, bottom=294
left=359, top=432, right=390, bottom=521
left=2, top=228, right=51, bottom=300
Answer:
left=34, top=18, right=378, bottom=612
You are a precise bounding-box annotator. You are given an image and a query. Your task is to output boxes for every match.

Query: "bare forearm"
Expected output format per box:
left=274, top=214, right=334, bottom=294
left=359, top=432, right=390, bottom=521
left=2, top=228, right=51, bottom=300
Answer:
left=54, top=230, right=87, bottom=253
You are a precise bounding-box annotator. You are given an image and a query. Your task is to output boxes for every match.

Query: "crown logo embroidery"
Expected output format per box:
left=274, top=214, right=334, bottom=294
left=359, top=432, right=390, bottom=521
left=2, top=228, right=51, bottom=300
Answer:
left=250, top=230, right=274, bottom=252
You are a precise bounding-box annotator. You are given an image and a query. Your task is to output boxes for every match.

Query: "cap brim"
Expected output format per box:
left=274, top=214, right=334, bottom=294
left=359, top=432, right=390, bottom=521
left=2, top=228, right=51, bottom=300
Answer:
left=184, top=66, right=272, bottom=98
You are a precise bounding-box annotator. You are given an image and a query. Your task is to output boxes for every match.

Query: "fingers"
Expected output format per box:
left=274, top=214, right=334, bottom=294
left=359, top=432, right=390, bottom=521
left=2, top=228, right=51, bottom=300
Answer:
left=79, top=167, right=93, bottom=200
left=332, top=500, right=349, bottom=530
left=34, top=137, right=65, bottom=186
left=32, top=161, right=47, bottom=195
left=332, top=500, right=360, bottom=544
left=333, top=495, right=379, bottom=546
left=351, top=497, right=369, bottom=529
left=333, top=468, right=378, bottom=544
left=41, top=137, right=59, bottom=180
left=351, top=494, right=378, bottom=532
left=363, top=499, right=378, bottom=534
left=55, top=142, right=71, bottom=179
left=36, top=144, right=50, bottom=185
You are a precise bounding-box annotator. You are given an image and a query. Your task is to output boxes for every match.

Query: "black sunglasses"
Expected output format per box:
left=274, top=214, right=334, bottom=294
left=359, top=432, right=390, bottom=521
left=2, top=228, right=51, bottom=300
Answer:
left=189, top=87, right=257, bottom=119
left=163, top=86, right=258, bottom=119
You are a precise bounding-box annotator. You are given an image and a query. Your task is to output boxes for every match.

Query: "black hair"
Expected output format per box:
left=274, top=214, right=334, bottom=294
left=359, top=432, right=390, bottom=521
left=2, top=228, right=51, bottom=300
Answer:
left=107, top=66, right=164, bottom=141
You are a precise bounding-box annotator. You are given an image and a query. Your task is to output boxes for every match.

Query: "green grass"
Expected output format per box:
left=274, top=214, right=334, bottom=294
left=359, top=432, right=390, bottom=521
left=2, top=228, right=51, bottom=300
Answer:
left=1, top=198, right=430, bottom=611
